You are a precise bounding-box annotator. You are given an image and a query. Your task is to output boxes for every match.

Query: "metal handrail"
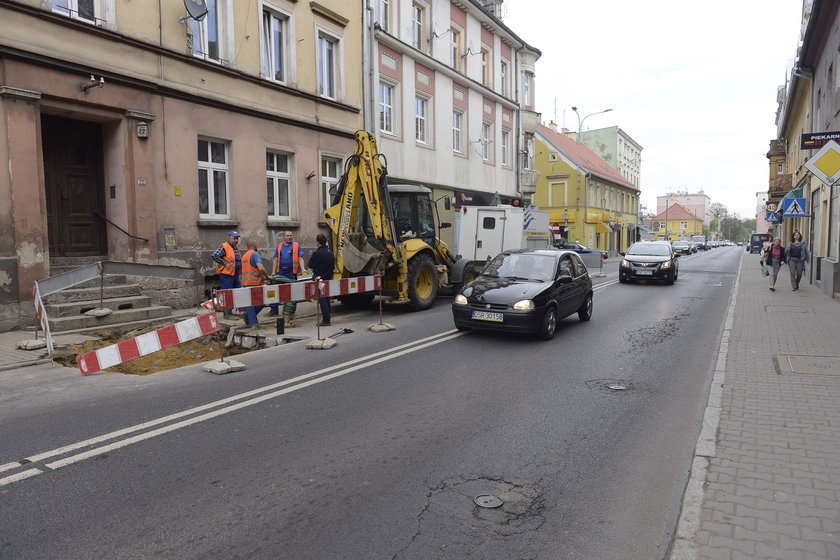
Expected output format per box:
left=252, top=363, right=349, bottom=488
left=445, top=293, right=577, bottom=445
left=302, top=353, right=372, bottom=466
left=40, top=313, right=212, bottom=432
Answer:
left=94, top=211, right=149, bottom=242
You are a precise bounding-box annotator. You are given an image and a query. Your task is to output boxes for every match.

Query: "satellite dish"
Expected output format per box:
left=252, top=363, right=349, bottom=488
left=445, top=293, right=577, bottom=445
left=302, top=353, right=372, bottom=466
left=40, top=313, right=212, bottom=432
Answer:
left=183, top=0, right=209, bottom=21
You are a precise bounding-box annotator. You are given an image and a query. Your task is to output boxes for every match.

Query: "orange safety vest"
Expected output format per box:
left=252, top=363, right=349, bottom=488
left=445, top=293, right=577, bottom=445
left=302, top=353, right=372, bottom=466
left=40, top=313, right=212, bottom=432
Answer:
left=274, top=241, right=301, bottom=275
left=240, top=249, right=264, bottom=286
left=216, top=242, right=238, bottom=276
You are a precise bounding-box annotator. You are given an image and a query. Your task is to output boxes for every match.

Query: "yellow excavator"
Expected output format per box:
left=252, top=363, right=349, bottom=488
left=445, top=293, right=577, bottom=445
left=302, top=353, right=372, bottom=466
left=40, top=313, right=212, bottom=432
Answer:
left=324, top=131, right=470, bottom=310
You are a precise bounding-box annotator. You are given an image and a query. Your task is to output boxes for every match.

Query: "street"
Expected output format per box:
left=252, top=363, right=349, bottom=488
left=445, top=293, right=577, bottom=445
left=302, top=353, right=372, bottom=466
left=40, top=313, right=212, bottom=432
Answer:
left=0, top=248, right=744, bottom=560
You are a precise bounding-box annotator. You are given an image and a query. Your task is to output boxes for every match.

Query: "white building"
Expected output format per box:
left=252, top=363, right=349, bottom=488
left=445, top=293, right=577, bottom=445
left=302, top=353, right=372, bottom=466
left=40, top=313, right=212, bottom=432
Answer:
left=656, top=191, right=710, bottom=228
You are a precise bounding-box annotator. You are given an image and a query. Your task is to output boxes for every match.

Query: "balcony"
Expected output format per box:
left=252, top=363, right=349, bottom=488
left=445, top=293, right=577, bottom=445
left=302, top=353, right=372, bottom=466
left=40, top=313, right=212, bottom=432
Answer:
left=520, top=170, right=538, bottom=194
left=520, top=109, right=540, bottom=135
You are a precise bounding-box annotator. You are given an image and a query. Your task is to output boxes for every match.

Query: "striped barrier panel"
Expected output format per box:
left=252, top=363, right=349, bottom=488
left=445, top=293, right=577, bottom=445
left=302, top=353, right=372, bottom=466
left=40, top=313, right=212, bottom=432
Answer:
left=214, top=275, right=381, bottom=310
left=77, top=312, right=220, bottom=375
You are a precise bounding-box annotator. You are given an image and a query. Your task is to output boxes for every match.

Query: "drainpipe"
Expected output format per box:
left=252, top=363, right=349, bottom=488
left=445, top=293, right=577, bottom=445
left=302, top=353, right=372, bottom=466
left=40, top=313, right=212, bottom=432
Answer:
left=364, top=1, right=376, bottom=132
left=514, top=44, right=523, bottom=202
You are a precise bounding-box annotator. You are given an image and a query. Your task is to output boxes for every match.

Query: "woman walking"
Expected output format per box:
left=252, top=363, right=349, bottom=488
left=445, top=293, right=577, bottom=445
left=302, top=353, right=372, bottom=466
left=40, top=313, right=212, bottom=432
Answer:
left=763, top=237, right=785, bottom=292
left=785, top=230, right=809, bottom=291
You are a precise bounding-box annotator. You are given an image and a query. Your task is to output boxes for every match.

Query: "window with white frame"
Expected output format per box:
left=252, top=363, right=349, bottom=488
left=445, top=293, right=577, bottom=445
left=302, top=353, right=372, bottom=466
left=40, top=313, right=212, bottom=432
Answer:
left=317, top=31, right=339, bottom=99
left=500, top=60, right=508, bottom=97
left=415, top=96, right=429, bottom=144
left=680, top=221, right=688, bottom=230
left=452, top=110, right=464, bottom=154
left=411, top=3, right=424, bottom=51
left=523, top=135, right=534, bottom=170
left=53, top=0, right=98, bottom=22
left=522, top=72, right=533, bottom=106
left=320, top=155, right=342, bottom=214
left=481, top=121, right=492, bottom=161
left=379, top=82, right=395, bottom=134
left=449, top=28, right=461, bottom=71
left=376, top=0, right=389, bottom=31
left=481, top=48, right=491, bottom=87
left=501, top=129, right=510, bottom=166
left=262, top=8, right=288, bottom=82
left=198, top=138, right=229, bottom=217
left=191, top=0, right=224, bottom=61
left=266, top=151, right=292, bottom=219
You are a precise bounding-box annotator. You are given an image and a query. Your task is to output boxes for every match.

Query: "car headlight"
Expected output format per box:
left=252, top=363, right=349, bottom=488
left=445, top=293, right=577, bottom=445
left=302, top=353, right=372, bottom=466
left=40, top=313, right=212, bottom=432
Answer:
left=661, top=260, right=672, bottom=269
left=454, top=294, right=468, bottom=305
left=620, top=259, right=630, bottom=267
left=513, top=300, right=534, bottom=311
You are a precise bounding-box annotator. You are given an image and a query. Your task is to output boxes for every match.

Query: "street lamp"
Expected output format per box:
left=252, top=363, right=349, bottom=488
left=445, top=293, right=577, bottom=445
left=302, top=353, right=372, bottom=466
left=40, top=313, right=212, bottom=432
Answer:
left=572, top=106, right=612, bottom=247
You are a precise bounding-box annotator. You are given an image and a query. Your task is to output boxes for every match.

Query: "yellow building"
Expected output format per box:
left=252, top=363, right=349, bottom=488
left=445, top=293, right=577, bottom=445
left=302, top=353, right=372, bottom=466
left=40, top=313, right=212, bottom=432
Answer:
left=650, top=203, right=703, bottom=242
left=534, top=124, right=640, bottom=255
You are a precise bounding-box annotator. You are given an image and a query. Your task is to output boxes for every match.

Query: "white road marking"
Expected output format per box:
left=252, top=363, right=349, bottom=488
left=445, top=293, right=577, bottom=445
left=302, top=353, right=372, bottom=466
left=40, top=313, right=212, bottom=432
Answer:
left=0, top=468, right=42, bottom=487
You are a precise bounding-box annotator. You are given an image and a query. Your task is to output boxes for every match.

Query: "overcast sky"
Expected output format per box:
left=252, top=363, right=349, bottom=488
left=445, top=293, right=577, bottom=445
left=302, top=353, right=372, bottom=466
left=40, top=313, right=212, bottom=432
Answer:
left=502, top=0, right=805, bottom=219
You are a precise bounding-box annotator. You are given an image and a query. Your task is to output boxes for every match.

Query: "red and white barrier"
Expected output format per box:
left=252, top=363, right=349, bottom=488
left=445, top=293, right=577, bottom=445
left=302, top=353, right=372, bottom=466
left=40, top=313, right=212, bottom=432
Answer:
left=32, top=282, right=54, bottom=358
left=77, top=312, right=220, bottom=375
left=215, top=275, right=381, bottom=310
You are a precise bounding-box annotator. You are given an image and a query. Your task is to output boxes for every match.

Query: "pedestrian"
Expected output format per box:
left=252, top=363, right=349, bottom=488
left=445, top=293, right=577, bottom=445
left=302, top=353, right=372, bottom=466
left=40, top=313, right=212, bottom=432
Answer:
left=308, top=233, right=335, bottom=326
left=241, top=239, right=271, bottom=326
left=272, top=230, right=307, bottom=326
left=785, top=230, right=809, bottom=291
left=762, top=236, right=785, bottom=292
left=212, top=231, right=241, bottom=318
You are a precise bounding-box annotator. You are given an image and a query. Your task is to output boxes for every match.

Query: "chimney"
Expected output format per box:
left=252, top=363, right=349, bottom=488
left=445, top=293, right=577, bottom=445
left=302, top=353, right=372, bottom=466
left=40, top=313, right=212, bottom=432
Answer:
left=548, top=121, right=558, bottom=132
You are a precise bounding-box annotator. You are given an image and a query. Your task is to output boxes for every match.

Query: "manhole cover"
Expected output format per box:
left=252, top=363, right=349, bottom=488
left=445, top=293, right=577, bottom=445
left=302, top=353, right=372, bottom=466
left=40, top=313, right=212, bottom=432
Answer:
left=765, top=306, right=813, bottom=313
left=474, top=495, right=503, bottom=508
left=787, top=356, right=840, bottom=376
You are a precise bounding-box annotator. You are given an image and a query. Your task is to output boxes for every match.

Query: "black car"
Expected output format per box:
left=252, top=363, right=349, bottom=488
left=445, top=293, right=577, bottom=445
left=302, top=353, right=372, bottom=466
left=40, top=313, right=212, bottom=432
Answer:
left=619, top=241, right=679, bottom=284
left=451, top=249, right=593, bottom=340
left=671, top=240, right=691, bottom=255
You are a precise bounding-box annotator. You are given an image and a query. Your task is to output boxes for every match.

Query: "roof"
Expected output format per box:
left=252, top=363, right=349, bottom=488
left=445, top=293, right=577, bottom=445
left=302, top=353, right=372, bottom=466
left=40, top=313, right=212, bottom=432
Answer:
left=536, top=124, right=638, bottom=191
left=652, top=202, right=702, bottom=221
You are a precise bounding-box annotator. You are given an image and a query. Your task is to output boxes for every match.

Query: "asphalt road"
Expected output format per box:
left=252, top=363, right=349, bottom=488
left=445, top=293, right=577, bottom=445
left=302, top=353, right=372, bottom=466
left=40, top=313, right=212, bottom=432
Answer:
left=0, top=247, right=743, bottom=560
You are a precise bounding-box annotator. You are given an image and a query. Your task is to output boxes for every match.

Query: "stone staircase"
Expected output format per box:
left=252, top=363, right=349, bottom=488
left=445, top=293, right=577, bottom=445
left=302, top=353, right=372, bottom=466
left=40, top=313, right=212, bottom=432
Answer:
left=44, top=257, right=176, bottom=336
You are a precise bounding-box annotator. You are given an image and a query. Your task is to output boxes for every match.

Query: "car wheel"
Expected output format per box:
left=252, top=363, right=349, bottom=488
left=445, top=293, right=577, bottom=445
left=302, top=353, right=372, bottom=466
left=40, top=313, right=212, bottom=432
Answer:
left=666, top=272, right=675, bottom=285
left=619, top=274, right=627, bottom=283
left=578, top=293, right=593, bottom=322
left=538, top=307, right=557, bottom=340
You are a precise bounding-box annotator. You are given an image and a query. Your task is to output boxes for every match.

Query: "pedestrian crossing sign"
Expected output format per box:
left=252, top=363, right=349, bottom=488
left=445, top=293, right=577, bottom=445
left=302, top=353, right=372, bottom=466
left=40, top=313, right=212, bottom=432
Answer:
left=766, top=212, right=780, bottom=223
left=782, top=198, right=807, bottom=217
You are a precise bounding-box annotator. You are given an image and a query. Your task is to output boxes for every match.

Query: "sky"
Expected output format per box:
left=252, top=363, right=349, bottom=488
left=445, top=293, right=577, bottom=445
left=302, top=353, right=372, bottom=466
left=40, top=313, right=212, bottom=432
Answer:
left=502, top=0, right=805, bottom=219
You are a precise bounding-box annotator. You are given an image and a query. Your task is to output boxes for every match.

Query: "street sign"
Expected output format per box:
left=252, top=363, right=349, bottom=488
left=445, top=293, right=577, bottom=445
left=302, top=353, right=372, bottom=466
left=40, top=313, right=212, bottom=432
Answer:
left=801, top=131, right=840, bottom=149
left=766, top=212, right=780, bottom=223
left=782, top=198, right=807, bottom=217
left=766, top=202, right=777, bottom=212
left=804, top=140, right=840, bottom=185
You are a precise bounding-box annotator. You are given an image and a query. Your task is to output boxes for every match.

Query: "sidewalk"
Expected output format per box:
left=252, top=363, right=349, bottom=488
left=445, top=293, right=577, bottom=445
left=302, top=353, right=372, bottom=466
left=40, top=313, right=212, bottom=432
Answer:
left=670, top=252, right=840, bottom=559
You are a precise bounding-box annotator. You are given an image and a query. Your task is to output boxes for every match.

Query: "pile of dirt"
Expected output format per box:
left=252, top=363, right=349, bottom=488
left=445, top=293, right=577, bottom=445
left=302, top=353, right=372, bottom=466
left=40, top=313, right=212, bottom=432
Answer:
left=54, top=328, right=249, bottom=376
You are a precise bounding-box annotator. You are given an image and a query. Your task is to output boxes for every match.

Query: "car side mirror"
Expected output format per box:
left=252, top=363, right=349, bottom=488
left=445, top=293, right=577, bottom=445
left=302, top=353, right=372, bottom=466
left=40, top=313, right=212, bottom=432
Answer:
left=440, top=222, right=452, bottom=229
left=619, top=252, right=625, bottom=256
left=674, top=253, right=681, bottom=258
left=557, top=274, right=573, bottom=284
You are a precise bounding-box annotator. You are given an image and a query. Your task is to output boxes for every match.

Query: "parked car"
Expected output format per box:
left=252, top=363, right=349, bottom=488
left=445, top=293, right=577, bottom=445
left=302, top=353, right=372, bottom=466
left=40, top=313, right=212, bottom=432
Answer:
left=452, top=249, right=593, bottom=340
left=672, top=240, right=692, bottom=255
left=619, top=241, right=680, bottom=284
left=553, top=239, right=608, bottom=260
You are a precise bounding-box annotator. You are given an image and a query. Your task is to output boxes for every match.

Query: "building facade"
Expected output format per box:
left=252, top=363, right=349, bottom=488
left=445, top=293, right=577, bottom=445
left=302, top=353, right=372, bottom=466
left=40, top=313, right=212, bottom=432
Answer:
left=534, top=123, right=640, bottom=255
left=650, top=203, right=704, bottom=242
left=656, top=191, right=710, bottom=229
left=578, top=126, right=643, bottom=190
left=367, top=0, right=540, bottom=255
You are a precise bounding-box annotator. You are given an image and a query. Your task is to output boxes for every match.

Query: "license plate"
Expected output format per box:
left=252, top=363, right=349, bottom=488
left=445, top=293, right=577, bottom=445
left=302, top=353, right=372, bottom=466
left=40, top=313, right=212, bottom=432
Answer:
left=471, top=310, right=503, bottom=322
left=637, top=270, right=653, bottom=276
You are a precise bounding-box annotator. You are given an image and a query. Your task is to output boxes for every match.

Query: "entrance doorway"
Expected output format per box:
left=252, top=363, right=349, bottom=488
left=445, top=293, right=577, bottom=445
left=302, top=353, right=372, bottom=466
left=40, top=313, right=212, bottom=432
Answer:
left=42, top=115, right=107, bottom=256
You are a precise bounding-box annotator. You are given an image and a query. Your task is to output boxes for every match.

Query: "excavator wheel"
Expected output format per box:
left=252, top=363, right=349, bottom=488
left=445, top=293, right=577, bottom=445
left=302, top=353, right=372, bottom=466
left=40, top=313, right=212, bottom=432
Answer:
left=407, top=254, right=438, bottom=311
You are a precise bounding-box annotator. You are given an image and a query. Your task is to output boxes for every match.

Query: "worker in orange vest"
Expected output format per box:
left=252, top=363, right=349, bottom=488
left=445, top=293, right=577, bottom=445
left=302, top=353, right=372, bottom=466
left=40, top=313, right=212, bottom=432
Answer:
left=271, top=230, right=307, bottom=326
left=241, top=239, right=270, bottom=327
left=212, top=231, right=241, bottom=319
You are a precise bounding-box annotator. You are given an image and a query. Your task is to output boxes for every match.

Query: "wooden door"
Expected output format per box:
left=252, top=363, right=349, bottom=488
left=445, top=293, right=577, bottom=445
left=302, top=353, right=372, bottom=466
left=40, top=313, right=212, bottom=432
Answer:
left=42, top=115, right=106, bottom=256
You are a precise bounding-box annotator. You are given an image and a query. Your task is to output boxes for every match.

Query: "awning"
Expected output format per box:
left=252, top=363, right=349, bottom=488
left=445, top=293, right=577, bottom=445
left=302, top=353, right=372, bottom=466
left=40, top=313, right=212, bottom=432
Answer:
left=594, top=223, right=610, bottom=234
left=637, top=223, right=653, bottom=233
left=783, top=187, right=803, bottom=199
left=549, top=211, right=576, bottom=223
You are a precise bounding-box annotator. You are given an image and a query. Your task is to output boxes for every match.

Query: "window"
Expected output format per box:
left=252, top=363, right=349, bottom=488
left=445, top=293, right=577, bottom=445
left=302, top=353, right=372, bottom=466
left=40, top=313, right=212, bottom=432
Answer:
left=452, top=110, right=464, bottom=154
left=523, top=136, right=534, bottom=170
left=191, top=0, right=223, bottom=61
left=379, top=83, right=395, bottom=134
left=481, top=48, right=491, bottom=87
left=522, top=72, right=533, bottom=106
left=777, top=163, right=783, bottom=173
left=415, top=96, right=428, bottom=143
left=411, top=3, right=424, bottom=51
left=500, top=60, right=508, bottom=96
left=198, top=138, right=229, bottom=217
left=262, top=9, right=287, bottom=82
left=376, top=0, right=389, bottom=31
left=680, top=221, right=688, bottom=230
left=53, top=0, right=97, bottom=22
left=266, top=151, right=292, bottom=219
left=481, top=121, right=491, bottom=161
left=317, top=32, right=338, bottom=98
left=320, top=155, right=342, bottom=213
left=449, top=28, right=461, bottom=71
left=501, top=129, right=510, bottom=166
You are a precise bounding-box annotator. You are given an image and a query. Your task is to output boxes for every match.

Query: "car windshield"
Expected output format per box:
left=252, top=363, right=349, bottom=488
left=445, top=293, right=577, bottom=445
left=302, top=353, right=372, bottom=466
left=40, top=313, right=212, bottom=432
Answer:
left=483, top=253, right=555, bottom=281
left=627, top=243, right=671, bottom=256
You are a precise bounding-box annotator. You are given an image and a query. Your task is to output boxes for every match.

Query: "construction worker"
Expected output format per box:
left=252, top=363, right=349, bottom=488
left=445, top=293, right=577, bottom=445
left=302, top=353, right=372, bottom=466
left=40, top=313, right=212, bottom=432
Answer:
left=212, top=231, right=241, bottom=319
left=272, top=230, right=306, bottom=326
left=240, top=239, right=270, bottom=327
